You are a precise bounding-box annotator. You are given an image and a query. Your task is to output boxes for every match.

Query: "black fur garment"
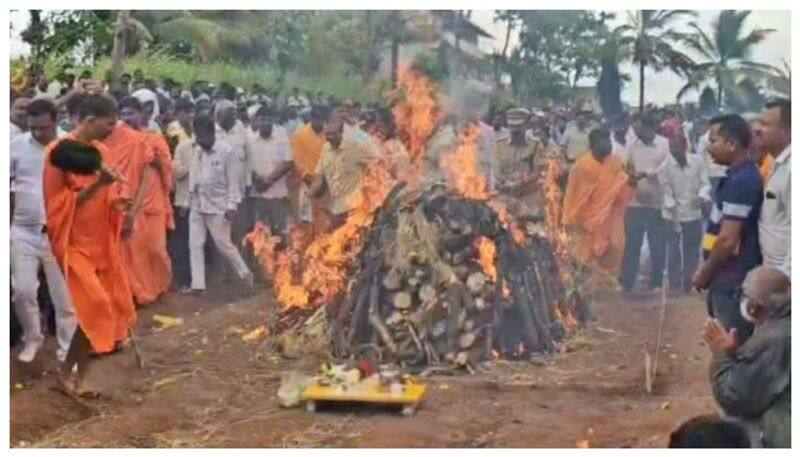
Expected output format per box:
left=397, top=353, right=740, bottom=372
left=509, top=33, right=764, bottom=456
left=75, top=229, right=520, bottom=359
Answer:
left=49, top=139, right=102, bottom=175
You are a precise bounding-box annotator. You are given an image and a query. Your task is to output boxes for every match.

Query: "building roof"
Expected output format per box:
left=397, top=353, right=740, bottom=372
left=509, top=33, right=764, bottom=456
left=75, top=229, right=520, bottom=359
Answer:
left=432, top=11, right=493, bottom=40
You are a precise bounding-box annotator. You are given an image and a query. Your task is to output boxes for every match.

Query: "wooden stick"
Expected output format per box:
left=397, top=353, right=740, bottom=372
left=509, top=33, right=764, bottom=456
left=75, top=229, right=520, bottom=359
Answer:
left=646, top=271, right=669, bottom=394
left=129, top=328, right=145, bottom=370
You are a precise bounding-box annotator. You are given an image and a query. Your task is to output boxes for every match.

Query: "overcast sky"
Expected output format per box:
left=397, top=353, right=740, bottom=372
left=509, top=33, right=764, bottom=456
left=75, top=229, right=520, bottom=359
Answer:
left=10, top=9, right=791, bottom=104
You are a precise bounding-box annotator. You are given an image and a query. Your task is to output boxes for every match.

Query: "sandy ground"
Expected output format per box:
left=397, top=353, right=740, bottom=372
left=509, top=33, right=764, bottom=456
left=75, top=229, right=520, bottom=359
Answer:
left=10, top=280, right=719, bottom=448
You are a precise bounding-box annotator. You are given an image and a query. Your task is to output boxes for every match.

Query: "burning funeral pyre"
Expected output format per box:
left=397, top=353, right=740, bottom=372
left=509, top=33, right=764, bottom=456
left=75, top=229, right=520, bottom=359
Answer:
left=247, top=70, right=589, bottom=371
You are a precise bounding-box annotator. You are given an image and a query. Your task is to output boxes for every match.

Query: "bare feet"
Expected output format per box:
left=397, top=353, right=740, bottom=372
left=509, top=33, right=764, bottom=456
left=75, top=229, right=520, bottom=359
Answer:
left=54, top=372, right=102, bottom=400
left=54, top=373, right=80, bottom=400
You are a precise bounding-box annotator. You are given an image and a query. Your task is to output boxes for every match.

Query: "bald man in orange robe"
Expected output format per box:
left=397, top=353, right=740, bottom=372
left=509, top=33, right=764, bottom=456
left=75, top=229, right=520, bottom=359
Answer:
left=140, top=129, right=174, bottom=297
left=44, top=94, right=136, bottom=397
left=102, top=120, right=157, bottom=306
left=118, top=96, right=175, bottom=302
left=563, top=127, right=634, bottom=279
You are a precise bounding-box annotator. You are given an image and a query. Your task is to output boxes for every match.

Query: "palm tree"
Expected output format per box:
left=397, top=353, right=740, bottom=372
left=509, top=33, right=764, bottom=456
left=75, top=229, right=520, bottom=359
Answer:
left=678, top=10, right=774, bottom=107
left=765, top=58, right=791, bottom=97
left=596, top=27, right=633, bottom=117
left=614, top=10, right=697, bottom=111
left=135, top=11, right=309, bottom=64
left=110, top=11, right=130, bottom=91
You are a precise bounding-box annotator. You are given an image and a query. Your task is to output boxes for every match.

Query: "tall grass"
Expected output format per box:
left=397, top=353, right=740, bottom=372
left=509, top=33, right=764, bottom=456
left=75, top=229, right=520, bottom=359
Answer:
left=13, top=51, right=396, bottom=103
left=93, top=52, right=388, bottom=102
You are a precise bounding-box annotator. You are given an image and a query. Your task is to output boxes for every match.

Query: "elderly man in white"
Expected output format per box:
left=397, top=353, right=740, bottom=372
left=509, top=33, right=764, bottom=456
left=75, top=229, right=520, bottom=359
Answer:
left=186, top=114, right=253, bottom=294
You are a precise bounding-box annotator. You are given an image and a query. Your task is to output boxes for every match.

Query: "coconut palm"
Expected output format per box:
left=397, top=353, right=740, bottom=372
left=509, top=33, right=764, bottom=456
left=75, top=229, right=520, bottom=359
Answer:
left=678, top=10, right=775, bottom=106
left=764, top=58, right=791, bottom=98
left=614, top=10, right=697, bottom=111
left=148, top=11, right=305, bottom=63
left=596, top=27, right=634, bottom=117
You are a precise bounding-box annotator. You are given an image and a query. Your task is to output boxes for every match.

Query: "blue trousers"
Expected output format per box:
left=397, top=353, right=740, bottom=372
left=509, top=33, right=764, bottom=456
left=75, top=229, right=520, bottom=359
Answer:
left=620, top=207, right=667, bottom=291
left=665, top=219, right=703, bottom=291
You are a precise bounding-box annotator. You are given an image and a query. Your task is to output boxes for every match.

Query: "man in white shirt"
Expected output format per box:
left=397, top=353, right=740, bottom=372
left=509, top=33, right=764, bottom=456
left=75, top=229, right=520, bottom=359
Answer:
left=10, top=99, right=76, bottom=362
left=11, top=96, right=31, bottom=141
left=758, top=99, right=791, bottom=277
left=658, top=131, right=712, bottom=293
left=608, top=112, right=630, bottom=158
left=215, top=100, right=251, bottom=249
left=246, top=105, right=293, bottom=238
left=619, top=113, right=670, bottom=293
left=562, top=112, right=592, bottom=163
left=187, top=114, right=253, bottom=294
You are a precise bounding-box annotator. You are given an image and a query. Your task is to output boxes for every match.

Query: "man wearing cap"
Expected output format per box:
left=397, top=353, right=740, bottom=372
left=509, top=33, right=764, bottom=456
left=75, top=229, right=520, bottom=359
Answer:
left=495, top=107, right=543, bottom=219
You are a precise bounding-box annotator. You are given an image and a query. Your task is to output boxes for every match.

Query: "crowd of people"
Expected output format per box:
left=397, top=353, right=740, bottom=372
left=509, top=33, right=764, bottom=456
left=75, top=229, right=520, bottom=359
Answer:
left=559, top=100, right=791, bottom=448
left=9, top=66, right=790, bottom=447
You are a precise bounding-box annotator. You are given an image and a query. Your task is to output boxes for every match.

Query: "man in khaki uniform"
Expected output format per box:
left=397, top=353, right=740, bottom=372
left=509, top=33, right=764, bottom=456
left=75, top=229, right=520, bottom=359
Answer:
left=495, top=108, right=543, bottom=219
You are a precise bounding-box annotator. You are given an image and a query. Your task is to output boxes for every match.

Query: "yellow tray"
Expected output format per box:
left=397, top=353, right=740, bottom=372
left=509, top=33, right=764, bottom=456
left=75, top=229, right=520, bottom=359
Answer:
left=301, top=382, right=427, bottom=415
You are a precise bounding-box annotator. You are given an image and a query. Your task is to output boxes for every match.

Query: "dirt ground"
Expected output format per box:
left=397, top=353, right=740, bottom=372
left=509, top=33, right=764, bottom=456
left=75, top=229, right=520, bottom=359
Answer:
left=10, top=279, right=720, bottom=448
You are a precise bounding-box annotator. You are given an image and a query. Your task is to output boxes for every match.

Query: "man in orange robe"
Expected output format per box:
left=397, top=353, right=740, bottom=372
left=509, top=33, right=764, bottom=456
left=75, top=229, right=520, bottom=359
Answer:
left=120, top=96, right=174, bottom=302
left=562, top=127, right=634, bottom=279
left=102, top=99, right=157, bottom=306
left=290, top=105, right=331, bottom=242
left=44, top=94, right=136, bottom=397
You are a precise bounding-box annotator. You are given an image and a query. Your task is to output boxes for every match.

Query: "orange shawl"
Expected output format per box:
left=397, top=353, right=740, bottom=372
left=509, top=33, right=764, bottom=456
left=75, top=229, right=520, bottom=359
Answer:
left=562, top=152, right=632, bottom=276
left=291, top=123, right=325, bottom=177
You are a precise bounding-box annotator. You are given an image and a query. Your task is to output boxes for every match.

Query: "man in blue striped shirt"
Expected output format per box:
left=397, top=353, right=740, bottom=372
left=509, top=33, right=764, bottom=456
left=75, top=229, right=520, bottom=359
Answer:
left=692, top=114, right=763, bottom=343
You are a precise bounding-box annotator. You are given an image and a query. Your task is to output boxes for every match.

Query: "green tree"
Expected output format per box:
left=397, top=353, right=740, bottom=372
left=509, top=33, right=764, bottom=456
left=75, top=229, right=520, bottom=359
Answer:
left=698, top=85, right=718, bottom=115
left=491, top=10, right=520, bottom=88
left=679, top=10, right=775, bottom=107
left=614, top=10, right=697, bottom=112
left=596, top=16, right=633, bottom=118
left=506, top=11, right=607, bottom=105
left=20, top=10, right=47, bottom=60
left=725, top=77, right=766, bottom=113
left=764, top=58, right=791, bottom=98
left=21, top=10, right=115, bottom=62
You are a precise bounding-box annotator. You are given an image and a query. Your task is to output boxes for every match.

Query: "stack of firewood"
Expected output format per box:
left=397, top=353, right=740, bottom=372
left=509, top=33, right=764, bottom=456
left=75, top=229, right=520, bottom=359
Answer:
left=308, top=183, right=589, bottom=371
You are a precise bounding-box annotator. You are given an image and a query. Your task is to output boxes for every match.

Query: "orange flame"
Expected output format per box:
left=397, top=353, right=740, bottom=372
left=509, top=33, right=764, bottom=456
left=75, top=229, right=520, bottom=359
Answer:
left=392, top=70, right=439, bottom=167
left=488, top=200, right=526, bottom=245
left=475, top=236, right=498, bottom=282
left=438, top=124, right=525, bottom=244
left=299, top=158, right=395, bottom=306
left=541, top=157, right=571, bottom=282
left=440, top=124, right=489, bottom=201
left=248, top=158, right=396, bottom=310
left=553, top=304, right=579, bottom=330
left=247, top=224, right=309, bottom=308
